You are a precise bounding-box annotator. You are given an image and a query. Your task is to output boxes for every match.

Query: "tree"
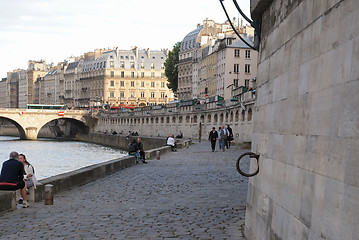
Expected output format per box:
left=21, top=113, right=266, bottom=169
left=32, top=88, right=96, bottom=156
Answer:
left=164, top=42, right=181, bottom=94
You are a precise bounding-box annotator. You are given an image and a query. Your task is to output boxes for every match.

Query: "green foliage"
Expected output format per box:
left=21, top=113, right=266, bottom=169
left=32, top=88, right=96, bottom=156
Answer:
left=164, top=42, right=181, bottom=93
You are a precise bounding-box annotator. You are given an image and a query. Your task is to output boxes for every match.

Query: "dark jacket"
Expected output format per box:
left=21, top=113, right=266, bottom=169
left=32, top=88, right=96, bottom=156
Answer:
left=129, top=139, right=137, bottom=153
left=129, top=139, right=144, bottom=153
left=0, top=159, right=24, bottom=183
left=209, top=130, right=218, bottom=140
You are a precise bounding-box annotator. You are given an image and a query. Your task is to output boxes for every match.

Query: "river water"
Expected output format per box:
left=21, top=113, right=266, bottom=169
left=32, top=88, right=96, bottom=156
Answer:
left=0, top=136, right=128, bottom=180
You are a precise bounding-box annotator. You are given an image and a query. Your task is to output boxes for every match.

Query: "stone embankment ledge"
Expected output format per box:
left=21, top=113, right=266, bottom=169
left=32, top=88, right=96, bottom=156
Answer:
left=0, top=134, right=191, bottom=214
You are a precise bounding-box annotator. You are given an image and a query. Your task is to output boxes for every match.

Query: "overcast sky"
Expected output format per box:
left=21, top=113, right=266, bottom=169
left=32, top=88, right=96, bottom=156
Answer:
left=0, top=0, right=250, bottom=78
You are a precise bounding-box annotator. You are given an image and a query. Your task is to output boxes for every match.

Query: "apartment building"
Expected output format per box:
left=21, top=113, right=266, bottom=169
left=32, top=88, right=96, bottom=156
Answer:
left=0, top=78, right=7, bottom=107
left=78, top=47, right=173, bottom=108
left=179, top=20, right=258, bottom=101
left=27, top=60, right=48, bottom=104
left=2, top=47, right=174, bottom=109
left=6, top=69, right=28, bottom=108
left=217, top=35, right=258, bottom=99
left=178, top=19, right=232, bottom=100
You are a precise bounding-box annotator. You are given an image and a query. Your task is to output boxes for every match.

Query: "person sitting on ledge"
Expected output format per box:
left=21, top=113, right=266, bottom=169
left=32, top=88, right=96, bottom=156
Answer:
left=176, top=131, right=183, bottom=139
left=0, top=151, right=29, bottom=208
left=18, top=154, right=39, bottom=204
left=166, top=134, right=177, bottom=152
left=128, top=138, right=147, bottom=164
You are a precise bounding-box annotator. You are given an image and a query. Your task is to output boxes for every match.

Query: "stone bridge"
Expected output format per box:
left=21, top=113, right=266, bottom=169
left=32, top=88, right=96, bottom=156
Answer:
left=0, top=108, right=91, bottom=140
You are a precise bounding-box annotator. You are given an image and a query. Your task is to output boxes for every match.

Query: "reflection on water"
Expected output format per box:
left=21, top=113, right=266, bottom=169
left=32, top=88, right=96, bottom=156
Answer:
left=0, top=136, right=127, bottom=180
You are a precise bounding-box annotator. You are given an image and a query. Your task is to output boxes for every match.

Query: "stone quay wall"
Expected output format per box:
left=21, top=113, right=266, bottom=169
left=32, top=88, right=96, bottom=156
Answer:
left=246, top=0, right=359, bottom=240
left=0, top=133, right=191, bottom=213
left=94, top=96, right=255, bottom=144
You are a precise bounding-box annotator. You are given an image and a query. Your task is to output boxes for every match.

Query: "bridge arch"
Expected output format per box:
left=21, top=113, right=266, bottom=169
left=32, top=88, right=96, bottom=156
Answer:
left=38, top=117, right=89, bottom=139
left=0, top=109, right=89, bottom=140
left=0, top=117, right=27, bottom=139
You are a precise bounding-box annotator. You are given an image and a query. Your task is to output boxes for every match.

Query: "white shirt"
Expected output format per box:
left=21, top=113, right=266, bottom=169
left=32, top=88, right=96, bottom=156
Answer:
left=167, top=137, right=175, bottom=146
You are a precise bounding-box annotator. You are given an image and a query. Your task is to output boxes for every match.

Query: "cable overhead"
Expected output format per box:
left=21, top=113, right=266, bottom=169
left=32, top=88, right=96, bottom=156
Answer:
left=232, top=0, right=253, bottom=25
left=219, top=0, right=261, bottom=51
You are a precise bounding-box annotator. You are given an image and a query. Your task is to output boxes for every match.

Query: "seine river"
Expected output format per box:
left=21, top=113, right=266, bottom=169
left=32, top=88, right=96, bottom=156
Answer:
left=0, top=136, right=127, bottom=180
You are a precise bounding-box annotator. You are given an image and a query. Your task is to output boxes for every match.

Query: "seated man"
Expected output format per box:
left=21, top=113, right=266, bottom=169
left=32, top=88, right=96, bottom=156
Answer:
left=136, top=137, right=147, bottom=164
left=128, top=138, right=147, bottom=164
left=0, top=151, right=29, bottom=208
left=166, top=135, right=177, bottom=152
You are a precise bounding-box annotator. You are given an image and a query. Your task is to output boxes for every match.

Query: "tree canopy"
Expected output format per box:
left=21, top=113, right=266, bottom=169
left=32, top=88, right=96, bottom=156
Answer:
left=164, top=42, right=181, bottom=94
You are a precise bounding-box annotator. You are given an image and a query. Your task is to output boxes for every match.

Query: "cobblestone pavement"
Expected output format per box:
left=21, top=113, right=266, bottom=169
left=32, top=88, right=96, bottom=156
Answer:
left=0, top=141, right=249, bottom=240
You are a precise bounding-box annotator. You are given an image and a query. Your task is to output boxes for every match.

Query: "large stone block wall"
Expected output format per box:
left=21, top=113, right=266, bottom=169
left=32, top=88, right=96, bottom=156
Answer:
left=246, top=0, right=359, bottom=239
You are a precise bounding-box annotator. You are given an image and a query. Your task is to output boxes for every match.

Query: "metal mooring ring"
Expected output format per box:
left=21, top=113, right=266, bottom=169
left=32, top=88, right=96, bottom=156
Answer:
left=236, top=152, right=260, bottom=177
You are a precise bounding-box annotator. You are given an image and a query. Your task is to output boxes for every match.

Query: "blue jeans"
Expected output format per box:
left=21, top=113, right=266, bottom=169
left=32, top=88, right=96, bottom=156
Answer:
left=218, top=139, right=222, bottom=149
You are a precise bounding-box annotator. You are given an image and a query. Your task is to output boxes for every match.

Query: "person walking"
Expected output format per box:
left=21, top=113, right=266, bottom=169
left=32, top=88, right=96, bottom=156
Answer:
left=208, top=127, right=218, bottom=152
left=227, top=125, right=233, bottom=149
left=217, top=127, right=222, bottom=150
left=220, top=125, right=229, bottom=152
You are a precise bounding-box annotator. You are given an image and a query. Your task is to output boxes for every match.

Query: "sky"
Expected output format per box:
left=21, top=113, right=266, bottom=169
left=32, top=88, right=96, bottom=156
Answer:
left=0, top=0, right=251, bottom=78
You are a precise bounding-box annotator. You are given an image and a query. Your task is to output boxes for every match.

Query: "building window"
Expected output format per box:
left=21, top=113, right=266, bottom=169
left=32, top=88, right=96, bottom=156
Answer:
left=151, top=72, right=155, bottom=78
left=110, top=61, right=114, bottom=68
left=141, top=92, right=145, bottom=98
left=131, top=81, right=135, bottom=87
left=120, top=81, right=124, bottom=87
left=131, top=72, right=135, bottom=78
left=234, top=79, right=239, bottom=88
left=151, top=92, right=155, bottom=98
left=245, top=50, right=251, bottom=59
left=245, top=64, right=251, bottom=73
left=245, top=79, right=250, bottom=87
left=141, top=63, right=144, bottom=69
left=110, top=80, right=114, bottom=87
left=130, top=62, right=135, bottom=68
left=131, top=56, right=134, bottom=60
left=111, top=71, right=114, bottom=77
left=234, top=64, right=239, bottom=73
left=141, top=81, right=145, bottom=87
left=120, top=61, right=125, bottom=68
left=161, top=73, right=165, bottom=78
left=120, top=91, right=124, bottom=97
left=161, top=63, right=164, bottom=69
left=234, top=49, right=240, bottom=58
left=110, top=91, right=114, bottom=98
left=120, top=56, right=124, bottom=59
left=130, top=91, right=134, bottom=98
left=161, top=92, right=165, bottom=98
left=121, top=71, right=124, bottom=78
left=151, top=63, right=154, bottom=69
left=141, top=72, right=145, bottom=78
left=151, top=82, right=155, bottom=88
left=161, top=82, right=165, bottom=88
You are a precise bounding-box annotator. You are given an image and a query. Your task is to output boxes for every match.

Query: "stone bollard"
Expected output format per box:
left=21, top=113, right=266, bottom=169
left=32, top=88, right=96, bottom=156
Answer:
left=156, top=151, right=160, bottom=160
left=44, top=184, right=54, bottom=205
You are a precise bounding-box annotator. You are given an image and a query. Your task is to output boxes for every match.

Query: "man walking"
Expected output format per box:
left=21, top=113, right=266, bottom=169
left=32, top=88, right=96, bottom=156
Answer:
left=208, top=127, right=218, bottom=152
left=220, top=124, right=229, bottom=152
left=227, top=125, right=233, bottom=149
left=0, top=151, right=29, bottom=207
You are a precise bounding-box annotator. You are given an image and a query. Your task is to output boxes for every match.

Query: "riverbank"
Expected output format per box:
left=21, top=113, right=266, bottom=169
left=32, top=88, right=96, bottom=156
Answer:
left=0, top=136, right=192, bottom=214
left=0, top=141, right=248, bottom=239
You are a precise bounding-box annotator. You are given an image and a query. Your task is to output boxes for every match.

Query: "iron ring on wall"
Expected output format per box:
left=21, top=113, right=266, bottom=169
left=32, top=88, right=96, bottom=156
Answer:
left=236, top=152, right=260, bottom=177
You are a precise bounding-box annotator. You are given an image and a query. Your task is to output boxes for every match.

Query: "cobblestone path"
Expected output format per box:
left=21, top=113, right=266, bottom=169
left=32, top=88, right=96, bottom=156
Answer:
left=0, top=141, right=249, bottom=239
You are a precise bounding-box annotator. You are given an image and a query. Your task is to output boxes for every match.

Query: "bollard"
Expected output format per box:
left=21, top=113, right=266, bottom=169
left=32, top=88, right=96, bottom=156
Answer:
left=156, top=151, right=160, bottom=160
left=44, top=184, right=54, bottom=205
